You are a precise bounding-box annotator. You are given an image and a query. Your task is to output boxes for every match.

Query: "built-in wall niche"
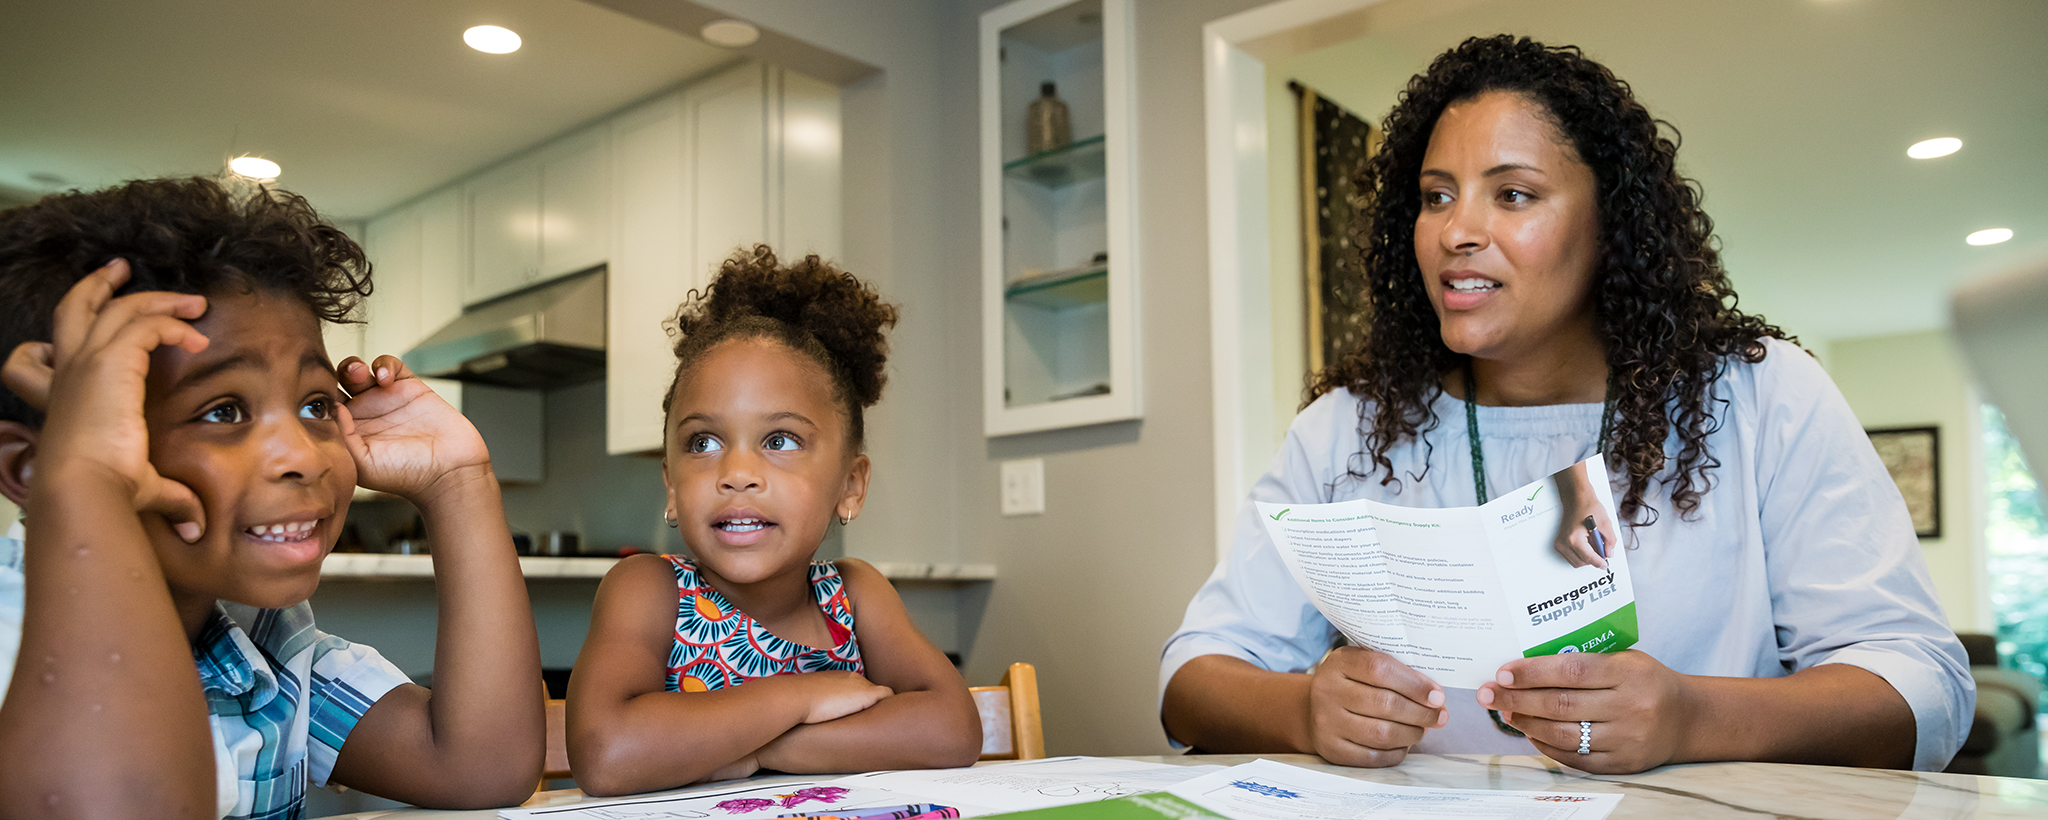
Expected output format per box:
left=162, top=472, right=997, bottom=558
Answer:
left=981, top=0, right=1140, bottom=436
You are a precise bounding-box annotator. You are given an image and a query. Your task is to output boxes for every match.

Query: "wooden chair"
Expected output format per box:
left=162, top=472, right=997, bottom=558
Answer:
left=970, top=662, right=1045, bottom=761
left=542, top=697, right=572, bottom=784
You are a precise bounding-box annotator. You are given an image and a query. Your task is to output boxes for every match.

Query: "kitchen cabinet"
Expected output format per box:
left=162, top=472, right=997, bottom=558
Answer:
left=362, top=190, right=548, bottom=484
left=464, top=160, right=541, bottom=305
left=606, top=89, right=690, bottom=456
left=363, top=207, right=423, bottom=363
left=463, top=124, right=612, bottom=306
left=539, top=126, right=612, bottom=281
left=605, top=62, right=842, bottom=455
left=358, top=60, right=839, bottom=458
left=685, top=64, right=767, bottom=285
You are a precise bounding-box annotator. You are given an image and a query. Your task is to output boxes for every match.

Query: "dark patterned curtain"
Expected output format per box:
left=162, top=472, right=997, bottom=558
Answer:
left=1295, top=84, right=1377, bottom=376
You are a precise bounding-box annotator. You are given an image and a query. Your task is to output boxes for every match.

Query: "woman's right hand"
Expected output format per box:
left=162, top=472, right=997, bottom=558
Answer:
left=1308, top=647, right=1449, bottom=767
left=799, top=671, right=893, bottom=724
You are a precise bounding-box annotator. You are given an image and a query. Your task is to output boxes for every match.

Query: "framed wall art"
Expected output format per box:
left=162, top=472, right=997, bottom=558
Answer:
left=1866, top=425, right=1941, bottom=539
left=1293, top=82, right=1379, bottom=377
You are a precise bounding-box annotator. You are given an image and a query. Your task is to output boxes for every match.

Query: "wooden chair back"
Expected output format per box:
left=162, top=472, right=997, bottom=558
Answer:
left=543, top=697, right=572, bottom=782
left=969, top=662, right=1045, bottom=761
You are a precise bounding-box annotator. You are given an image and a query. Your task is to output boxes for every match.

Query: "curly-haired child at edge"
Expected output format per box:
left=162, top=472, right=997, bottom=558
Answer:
left=567, top=245, right=981, bottom=796
left=0, top=178, right=544, bottom=818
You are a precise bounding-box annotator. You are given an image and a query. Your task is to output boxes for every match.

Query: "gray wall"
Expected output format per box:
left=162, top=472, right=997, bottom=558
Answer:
left=683, top=0, right=1266, bottom=756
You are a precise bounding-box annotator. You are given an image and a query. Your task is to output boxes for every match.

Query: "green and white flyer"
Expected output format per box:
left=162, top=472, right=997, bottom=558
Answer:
left=1255, top=455, right=1638, bottom=690
left=982, top=759, right=1622, bottom=819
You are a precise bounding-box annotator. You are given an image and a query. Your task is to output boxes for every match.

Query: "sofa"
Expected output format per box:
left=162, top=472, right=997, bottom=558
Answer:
left=1944, top=633, right=2041, bottom=779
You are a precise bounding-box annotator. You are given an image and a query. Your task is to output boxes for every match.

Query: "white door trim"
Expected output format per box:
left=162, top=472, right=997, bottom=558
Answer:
left=1202, top=0, right=1388, bottom=564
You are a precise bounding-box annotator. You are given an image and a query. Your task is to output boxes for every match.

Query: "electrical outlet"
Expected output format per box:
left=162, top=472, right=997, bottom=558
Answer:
left=1000, top=458, right=1045, bottom=516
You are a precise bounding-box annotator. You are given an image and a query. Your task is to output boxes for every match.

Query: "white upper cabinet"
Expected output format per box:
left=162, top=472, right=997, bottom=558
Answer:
left=363, top=206, right=423, bottom=363
left=414, top=187, right=466, bottom=336
left=364, top=189, right=466, bottom=360
left=465, top=159, right=542, bottom=305
left=361, top=61, right=839, bottom=458
left=464, top=124, right=613, bottom=306
left=685, top=63, right=769, bottom=279
left=539, top=124, right=612, bottom=281
left=605, top=62, right=842, bottom=455
left=775, top=70, right=844, bottom=261
left=607, top=89, right=692, bottom=456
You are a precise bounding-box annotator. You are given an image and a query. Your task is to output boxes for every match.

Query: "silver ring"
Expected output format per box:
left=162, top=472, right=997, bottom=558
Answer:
left=1577, top=721, right=1592, bottom=755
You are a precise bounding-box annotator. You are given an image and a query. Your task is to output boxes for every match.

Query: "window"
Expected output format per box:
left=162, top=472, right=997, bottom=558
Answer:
left=1985, top=403, right=2047, bottom=700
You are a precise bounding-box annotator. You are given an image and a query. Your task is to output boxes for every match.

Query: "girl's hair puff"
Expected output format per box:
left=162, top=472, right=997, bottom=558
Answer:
left=662, top=244, right=899, bottom=448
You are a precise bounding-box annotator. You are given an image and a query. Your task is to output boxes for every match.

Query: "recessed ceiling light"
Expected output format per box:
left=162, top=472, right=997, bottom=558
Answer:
left=1966, top=228, right=2013, bottom=246
left=700, top=19, right=760, bottom=48
left=1907, top=137, right=1962, bottom=159
left=228, top=156, right=280, bottom=181
left=464, top=25, right=522, bottom=54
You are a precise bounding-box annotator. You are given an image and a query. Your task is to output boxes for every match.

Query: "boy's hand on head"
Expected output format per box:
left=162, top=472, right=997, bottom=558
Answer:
left=799, top=670, right=893, bottom=724
left=4, top=259, right=210, bottom=541
left=336, top=354, right=491, bottom=502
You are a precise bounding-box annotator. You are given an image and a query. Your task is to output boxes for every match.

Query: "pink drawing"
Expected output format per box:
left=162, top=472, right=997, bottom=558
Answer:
left=777, top=786, right=852, bottom=808
left=714, top=797, right=775, bottom=814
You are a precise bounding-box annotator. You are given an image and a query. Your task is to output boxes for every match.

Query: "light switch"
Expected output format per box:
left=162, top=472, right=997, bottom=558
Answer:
left=1000, top=458, right=1045, bottom=516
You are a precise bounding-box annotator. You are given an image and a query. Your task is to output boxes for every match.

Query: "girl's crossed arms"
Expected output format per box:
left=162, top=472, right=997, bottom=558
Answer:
left=567, top=247, right=980, bottom=796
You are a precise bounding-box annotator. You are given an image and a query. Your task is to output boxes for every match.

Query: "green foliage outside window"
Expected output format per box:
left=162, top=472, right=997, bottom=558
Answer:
left=1985, top=403, right=2047, bottom=702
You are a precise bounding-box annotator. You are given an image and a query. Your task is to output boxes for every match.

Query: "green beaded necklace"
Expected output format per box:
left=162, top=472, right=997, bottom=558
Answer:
left=1462, top=361, right=1615, bottom=738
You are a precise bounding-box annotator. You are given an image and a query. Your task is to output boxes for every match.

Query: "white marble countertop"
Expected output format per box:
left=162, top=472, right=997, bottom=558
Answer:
left=319, top=753, right=2048, bottom=819
left=319, top=554, right=998, bottom=583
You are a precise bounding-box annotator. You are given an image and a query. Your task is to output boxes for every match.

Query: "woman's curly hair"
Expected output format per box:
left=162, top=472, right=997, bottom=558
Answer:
left=0, top=176, right=371, bottom=429
left=663, top=244, right=899, bottom=449
left=1308, top=35, right=1794, bottom=527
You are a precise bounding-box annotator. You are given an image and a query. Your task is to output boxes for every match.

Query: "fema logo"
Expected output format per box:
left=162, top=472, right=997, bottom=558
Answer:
left=1559, top=645, right=1580, bottom=653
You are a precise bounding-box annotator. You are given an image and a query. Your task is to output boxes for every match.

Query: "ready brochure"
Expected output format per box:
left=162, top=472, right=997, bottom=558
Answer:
left=1255, top=455, right=1639, bottom=690
left=982, top=759, right=1622, bottom=820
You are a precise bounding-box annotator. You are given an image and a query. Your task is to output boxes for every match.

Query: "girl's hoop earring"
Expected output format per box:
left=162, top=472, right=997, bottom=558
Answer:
left=838, top=515, right=852, bottom=526
left=663, top=511, right=678, bottom=529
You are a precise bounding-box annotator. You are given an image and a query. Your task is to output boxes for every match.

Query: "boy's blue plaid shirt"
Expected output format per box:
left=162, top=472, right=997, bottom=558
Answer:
left=0, top=526, right=411, bottom=820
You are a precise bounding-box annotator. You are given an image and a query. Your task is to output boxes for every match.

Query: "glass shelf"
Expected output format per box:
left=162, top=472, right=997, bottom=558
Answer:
left=1005, top=265, right=1108, bottom=309
left=1002, top=135, right=1107, bottom=189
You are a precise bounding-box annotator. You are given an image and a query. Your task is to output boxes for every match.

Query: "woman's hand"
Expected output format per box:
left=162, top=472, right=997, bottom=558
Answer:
left=336, top=354, right=491, bottom=504
left=4, top=260, right=210, bottom=541
left=798, top=671, right=893, bottom=725
left=1478, top=650, right=1697, bottom=773
left=1308, top=647, right=1449, bottom=767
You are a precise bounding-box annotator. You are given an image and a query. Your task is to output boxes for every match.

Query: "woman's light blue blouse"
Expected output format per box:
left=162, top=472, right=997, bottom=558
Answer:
left=1160, top=338, right=1973, bottom=770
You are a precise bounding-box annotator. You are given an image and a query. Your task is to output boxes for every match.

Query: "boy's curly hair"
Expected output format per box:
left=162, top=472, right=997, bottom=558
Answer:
left=0, top=176, right=372, bottom=428
left=663, top=245, right=899, bottom=449
left=1309, top=35, right=1794, bottom=527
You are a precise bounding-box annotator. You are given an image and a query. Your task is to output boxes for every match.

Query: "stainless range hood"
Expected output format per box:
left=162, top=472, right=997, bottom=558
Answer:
left=404, top=268, right=606, bottom=389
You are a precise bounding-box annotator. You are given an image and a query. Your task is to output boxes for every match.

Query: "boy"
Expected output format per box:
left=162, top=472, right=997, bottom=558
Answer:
left=0, top=178, right=543, bottom=818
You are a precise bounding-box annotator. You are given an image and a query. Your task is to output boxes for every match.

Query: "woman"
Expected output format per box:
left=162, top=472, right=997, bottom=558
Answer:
left=1159, top=35, right=1971, bottom=774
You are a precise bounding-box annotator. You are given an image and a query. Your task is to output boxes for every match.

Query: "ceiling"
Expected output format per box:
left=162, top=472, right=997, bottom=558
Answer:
left=0, top=0, right=739, bottom=219
left=1274, top=0, right=2048, bottom=343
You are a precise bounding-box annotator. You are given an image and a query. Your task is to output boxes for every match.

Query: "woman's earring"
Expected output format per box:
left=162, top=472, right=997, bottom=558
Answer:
left=838, top=514, right=852, bottom=526
left=663, top=510, right=678, bottom=529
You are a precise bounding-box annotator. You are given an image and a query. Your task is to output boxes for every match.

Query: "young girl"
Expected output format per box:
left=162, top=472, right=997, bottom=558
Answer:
left=567, top=246, right=982, bottom=796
